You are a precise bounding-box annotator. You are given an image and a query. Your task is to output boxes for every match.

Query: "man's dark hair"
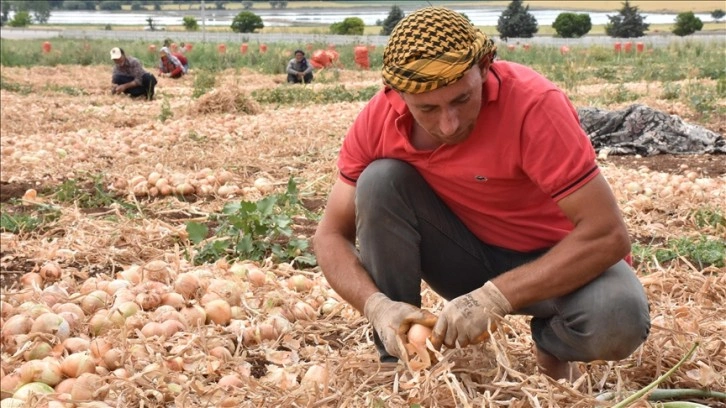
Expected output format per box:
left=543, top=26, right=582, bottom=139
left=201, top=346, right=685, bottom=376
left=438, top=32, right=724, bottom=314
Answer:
left=294, top=49, right=304, bottom=56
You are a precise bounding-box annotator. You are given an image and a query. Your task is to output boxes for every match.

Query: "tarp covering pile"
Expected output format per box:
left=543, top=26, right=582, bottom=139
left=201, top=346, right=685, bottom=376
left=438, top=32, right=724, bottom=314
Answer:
left=578, top=104, right=725, bottom=155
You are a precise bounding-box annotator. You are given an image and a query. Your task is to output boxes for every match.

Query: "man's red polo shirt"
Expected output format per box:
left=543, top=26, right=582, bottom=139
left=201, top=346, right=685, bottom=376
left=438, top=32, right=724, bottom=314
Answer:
left=338, top=61, right=598, bottom=252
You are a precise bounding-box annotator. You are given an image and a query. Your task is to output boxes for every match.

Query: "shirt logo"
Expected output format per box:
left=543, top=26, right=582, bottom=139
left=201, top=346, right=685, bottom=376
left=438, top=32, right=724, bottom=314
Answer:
left=474, top=175, right=488, bottom=182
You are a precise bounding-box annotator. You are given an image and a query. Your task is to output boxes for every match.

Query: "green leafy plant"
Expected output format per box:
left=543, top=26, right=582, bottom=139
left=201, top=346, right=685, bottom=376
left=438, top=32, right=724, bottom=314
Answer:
left=186, top=178, right=317, bottom=267
left=605, top=0, right=649, bottom=38
left=159, top=97, right=173, bottom=122
left=0, top=203, right=60, bottom=234
left=689, top=207, right=725, bottom=229
left=54, top=174, right=134, bottom=211
left=252, top=84, right=378, bottom=105
left=192, top=70, right=216, bottom=98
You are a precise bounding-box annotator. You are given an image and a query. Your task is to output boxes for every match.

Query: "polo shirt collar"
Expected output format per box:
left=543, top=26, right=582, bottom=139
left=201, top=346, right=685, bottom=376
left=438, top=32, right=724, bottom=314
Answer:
left=483, top=66, right=500, bottom=103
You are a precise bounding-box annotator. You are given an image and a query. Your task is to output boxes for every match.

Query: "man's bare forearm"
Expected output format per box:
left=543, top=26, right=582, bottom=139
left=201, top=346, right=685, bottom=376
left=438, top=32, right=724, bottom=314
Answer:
left=314, top=234, right=378, bottom=313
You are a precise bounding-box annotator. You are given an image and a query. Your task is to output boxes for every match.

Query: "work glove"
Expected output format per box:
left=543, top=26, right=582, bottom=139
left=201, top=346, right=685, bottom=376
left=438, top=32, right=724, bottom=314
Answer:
left=432, top=281, right=513, bottom=349
left=363, top=292, right=435, bottom=359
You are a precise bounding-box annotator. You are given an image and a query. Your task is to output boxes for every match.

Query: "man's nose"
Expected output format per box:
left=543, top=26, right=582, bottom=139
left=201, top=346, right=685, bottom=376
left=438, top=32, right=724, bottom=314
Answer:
left=439, top=107, right=459, bottom=136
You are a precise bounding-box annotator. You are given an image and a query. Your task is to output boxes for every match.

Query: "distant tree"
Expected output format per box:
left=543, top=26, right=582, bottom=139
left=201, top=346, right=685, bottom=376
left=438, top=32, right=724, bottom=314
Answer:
left=711, top=9, right=725, bottom=21
left=62, top=1, right=96, bottom=10
left=672, top=11, right=703, bottom=36
left=497, top=0, right=538, bottom=41
left=231, top=11, right=263, bottom=33
left=1, top=1, right=10, bottom=25
left=460, top=12, right=470, bottom=22
left=242, top=1, right=253, bottom=9
left=330, top=17, right=364, bottom=35
left=380, top=5, right=404, bottom=35
left=214, top=1, right=225, bottom=10
left=552, top=12, right=592, bottom=38
left=605, top=1, right=649, bottom=38
left=98, top=1, right=123, bottom=11
left=9, top=10, right=31, bottom=27
left=31, top=0, right=51, bottom=24
left=182, top=15, right=198, bottom=31
left=131, top=1, right=143, bottom=11
left=269, top=1, right=287, bottom=9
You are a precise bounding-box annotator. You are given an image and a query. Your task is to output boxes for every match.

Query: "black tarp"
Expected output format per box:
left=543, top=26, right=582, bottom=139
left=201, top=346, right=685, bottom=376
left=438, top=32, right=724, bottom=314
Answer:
left=577, top=104, right=725, bottom=156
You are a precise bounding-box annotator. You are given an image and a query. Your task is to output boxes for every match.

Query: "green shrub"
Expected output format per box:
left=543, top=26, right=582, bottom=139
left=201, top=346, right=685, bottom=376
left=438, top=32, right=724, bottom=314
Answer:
left=330, top=17, right=365, bottom=35
left=9, top=11, right=32, bottom=27
left=231, top=11, right=263, bottom=33
left=183, top=16, right=198, bottom=31
left=672, top=12, right=703, bottom=36
left=552, top=12, right=592, bottom=38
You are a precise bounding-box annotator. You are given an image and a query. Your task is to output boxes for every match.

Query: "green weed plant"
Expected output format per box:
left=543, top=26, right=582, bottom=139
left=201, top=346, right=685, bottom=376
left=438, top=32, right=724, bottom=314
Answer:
left=185, top=178, right=317, bottom=267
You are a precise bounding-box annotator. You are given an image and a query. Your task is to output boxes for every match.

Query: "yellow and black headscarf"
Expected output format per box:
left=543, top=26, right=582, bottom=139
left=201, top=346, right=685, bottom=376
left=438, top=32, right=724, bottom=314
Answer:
left=382, top=7, right=496, bottom=94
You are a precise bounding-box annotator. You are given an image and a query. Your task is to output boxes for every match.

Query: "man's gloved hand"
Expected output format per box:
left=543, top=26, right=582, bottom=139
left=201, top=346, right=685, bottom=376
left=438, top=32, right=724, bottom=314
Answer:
left=431, top=281, right=513, bottom=349
left=364, top=292, right=433, bottom=359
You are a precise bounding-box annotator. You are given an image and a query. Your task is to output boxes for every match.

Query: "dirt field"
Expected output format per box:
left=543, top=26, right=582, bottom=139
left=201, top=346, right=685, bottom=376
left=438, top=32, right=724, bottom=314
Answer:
left=0, top=64, right=724, bottom=407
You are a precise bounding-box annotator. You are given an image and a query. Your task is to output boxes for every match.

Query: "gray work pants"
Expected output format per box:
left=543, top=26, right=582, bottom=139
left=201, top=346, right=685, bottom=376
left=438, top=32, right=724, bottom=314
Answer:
left=355, top=159, right=650, bottom=362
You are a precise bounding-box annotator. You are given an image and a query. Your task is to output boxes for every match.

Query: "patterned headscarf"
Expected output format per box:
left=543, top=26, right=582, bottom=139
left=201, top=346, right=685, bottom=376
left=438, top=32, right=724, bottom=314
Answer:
left=382, top=7, right=497, bottom=94
left=159, top=47, right=182, bottom=71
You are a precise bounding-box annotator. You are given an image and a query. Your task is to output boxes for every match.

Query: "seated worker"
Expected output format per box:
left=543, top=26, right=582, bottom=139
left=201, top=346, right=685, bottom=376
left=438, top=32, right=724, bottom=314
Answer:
left=159, top=47, right=188, bottom=79
left=286, top=49, right=314, bottom=84
left=110, top=47, right=157, bottom=100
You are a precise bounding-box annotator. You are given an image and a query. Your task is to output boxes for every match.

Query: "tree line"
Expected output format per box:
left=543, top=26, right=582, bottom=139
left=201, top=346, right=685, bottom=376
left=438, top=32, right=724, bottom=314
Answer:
left=2, top=0, right=724, bottom=39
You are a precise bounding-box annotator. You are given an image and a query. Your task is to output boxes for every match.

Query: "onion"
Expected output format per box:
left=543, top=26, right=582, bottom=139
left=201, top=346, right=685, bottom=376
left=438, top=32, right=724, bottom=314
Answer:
left=61, top=352, right=96, bottom=378
left=209, top=346, right=233, bottom=362
left=173, top=273, right=202, bottom=300
left=116, top=266, right=142, bottom=284
left=141, top=321, right=164, bottom=338
left=180, top=304, right=206, bottom=327
left=407, top=323, right=433, bottom=346
left=159, top=320, right=184, bottom=338
left=142, top=260, right=171, bottom=283
left=19, top=359, right=62, bottom=386
left=70, top=373, right=104, bottom=401
left=204, top=299, right=232, bottom=325
left=253, top=177, right=274, bottom=193
left=12, top=381, right=54, bottom=400
left=286, top=275, right=313, bottom=292
left=206, top=279, right=242, bottom=306
left=1, top=314, right=33, bottom=341
left=291, top=301, right=317, bottom=321
left=0, top=372, right=23, bottom=400
left=62, top=337, right=90, bottom=354
left=217, top=374, right=244, bottom=390
left=89, top=338, right=111, bottom=361
left=88, top=310, right=113, bottom=335
left=0, top=301, right=15, bottom=319
left=39, top=262, right=62, bottom=283
left=247, top=267, right=266, bottom=287
left=135, top=291, right=161, bottom=311
left=54, top=377, right=76, bottom=394
left=0, top=398, right=26, bottom=408
left=301, top=364, right=328, bottom=391
left=19, top=272, right=42, bottom=289
left=101, top=348, right=124, bottom=370
left=80, top=290, right=109, bottom=315
left=160, top=292, right=185, bottom=309
left=22, top=341, right=52, bottom=361
left=52, top=302, right=84, bottom=320
left=40, top=284, right=69, bottom=306
left=30, top=312, right=70, bottom=341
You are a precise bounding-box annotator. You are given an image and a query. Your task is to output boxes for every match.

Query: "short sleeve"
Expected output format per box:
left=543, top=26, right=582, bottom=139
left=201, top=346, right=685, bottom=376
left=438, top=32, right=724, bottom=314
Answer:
left=521, top=90, right=598, bottom=201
